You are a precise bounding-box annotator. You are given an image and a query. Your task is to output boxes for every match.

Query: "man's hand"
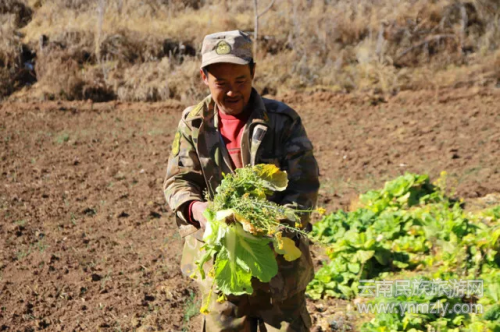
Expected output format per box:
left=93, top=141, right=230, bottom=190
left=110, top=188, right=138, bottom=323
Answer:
left=192, top=201, right=209, bottom=228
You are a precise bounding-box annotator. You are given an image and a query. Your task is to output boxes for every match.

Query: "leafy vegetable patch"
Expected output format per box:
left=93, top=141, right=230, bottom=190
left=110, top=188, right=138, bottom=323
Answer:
left=309, top=172, right=500, bottom=331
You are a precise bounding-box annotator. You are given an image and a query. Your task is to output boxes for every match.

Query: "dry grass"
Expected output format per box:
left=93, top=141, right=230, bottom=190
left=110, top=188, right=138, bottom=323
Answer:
left=111, top=57, right=205, bottom=103
left=0, top=18, right=28, bottom=98
left=1, top=0, right=499, bottom=101
left=255, top=0, right=499, bottom=95
left=0, top=21, right=20, bottom=68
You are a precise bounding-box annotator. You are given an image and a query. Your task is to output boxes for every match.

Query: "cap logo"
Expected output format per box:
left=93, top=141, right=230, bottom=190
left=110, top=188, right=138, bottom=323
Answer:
left=215, top=40, right=231, bottom=55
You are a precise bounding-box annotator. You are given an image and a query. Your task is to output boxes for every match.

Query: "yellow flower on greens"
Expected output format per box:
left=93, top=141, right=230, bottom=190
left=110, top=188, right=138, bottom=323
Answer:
left=316, top=207, right=326, bottom=215
left=275, top=231, right=283, bottom=250
left=216, top=294, right=227, bottom=303
left=200, top=305, right=210, bottom=314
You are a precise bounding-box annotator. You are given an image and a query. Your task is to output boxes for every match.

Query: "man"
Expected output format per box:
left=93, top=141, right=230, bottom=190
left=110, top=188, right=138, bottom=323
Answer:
left=163, top=30, right=319, bottom=332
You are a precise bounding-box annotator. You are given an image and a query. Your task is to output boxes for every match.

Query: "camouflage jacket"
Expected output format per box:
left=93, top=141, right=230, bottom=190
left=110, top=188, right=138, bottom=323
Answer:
left=163, top=88, right=320, bottom=300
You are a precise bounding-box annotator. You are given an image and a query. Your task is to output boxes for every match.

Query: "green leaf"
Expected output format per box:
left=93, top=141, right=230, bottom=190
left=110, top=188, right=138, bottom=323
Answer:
left=452, top=315, right=465, bottom=325
left=393, top=260, right=409, bottom=269
left=203, top=216, right=225, bottom=245
left=214, top=223, right=278, bottom=295
left=338, top=284, right=354, bottom=298
left=340, top=272, right=356, bottom=283
left=356, top=250, right=375, bottom=263
left=196, top=247, right=216, bottom=279
left=492, top=227, right=500, bottom=246
left=374, top=248, right=391, bottom=266
left=345, top=230, right=361, bottom=246
left=215, top=249, right=253, bottom=295
left=484, top=304, right=500, bottom=321
left=348, top=262, right=361, bottom=274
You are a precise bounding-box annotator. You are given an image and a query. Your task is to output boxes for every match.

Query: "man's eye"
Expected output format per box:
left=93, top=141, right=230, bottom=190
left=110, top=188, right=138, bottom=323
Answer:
left=236, top=81, right=245, bottom=84
left=216, top=82, right=225, bottom=86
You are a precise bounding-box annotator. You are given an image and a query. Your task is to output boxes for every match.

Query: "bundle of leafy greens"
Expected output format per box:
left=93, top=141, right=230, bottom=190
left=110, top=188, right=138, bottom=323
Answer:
left=193, top=164, right=320, bottom=313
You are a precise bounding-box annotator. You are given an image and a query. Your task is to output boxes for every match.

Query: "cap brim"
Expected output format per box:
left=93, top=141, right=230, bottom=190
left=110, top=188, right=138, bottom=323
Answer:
left=201, top=55, right=250, bottom=69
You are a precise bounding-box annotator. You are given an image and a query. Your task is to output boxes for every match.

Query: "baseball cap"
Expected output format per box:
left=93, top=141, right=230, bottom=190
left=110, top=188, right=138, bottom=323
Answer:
left=201, top=30, right=253, bottom=68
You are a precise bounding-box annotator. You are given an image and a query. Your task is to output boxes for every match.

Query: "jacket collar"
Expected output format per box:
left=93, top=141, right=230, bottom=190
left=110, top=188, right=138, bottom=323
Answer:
left=240, top=89, right=269, bottom=166
left=246, top=88, right=269, bottom=124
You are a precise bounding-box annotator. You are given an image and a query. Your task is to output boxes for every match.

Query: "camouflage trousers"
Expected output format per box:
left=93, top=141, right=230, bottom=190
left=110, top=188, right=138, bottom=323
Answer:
left=201, top=287, right=312, bottom=332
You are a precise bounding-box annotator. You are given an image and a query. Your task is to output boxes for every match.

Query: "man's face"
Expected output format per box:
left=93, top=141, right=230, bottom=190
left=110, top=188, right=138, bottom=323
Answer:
left=201, top=62, right=255, bottom=116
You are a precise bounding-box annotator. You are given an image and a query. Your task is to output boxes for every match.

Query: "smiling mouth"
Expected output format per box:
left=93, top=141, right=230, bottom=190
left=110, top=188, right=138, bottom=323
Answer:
left=225, top=98, right=241, bottom=104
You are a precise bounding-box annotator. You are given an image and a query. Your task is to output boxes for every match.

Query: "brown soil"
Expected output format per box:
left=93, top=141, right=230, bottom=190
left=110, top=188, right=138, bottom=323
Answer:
left=1, top=87, right=499, bottom=331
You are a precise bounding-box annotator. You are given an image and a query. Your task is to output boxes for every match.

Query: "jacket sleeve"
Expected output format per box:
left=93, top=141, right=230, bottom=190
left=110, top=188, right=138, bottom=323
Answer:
left=278, top=114, right=320, bottom=229
left=163, top=113, right=206, bottom=237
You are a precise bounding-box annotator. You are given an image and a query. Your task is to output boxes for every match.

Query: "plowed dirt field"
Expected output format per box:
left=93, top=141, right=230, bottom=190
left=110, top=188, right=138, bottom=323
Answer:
left=1, top=88, right=499, bottom=331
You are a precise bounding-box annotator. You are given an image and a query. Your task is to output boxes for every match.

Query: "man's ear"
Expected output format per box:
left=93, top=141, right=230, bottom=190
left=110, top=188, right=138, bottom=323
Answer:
left=200, top=68, right=209, bottom=86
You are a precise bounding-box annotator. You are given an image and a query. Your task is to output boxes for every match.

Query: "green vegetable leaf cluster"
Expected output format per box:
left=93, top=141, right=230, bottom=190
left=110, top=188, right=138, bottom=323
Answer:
left=308, top=172, right=500, bottom=331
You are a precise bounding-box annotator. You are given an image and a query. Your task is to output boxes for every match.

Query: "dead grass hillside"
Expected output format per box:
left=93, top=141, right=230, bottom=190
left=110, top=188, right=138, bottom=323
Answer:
left=1, top=0, right=499, bottom=102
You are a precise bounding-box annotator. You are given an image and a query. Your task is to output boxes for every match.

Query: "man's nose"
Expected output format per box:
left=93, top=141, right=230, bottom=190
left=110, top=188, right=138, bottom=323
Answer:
left=226, top=89, right=237, bottom=97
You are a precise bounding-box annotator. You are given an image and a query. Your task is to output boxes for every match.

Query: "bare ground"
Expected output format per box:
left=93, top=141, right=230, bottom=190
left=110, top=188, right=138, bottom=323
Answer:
left=1, top=87, right=499, bottom=331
